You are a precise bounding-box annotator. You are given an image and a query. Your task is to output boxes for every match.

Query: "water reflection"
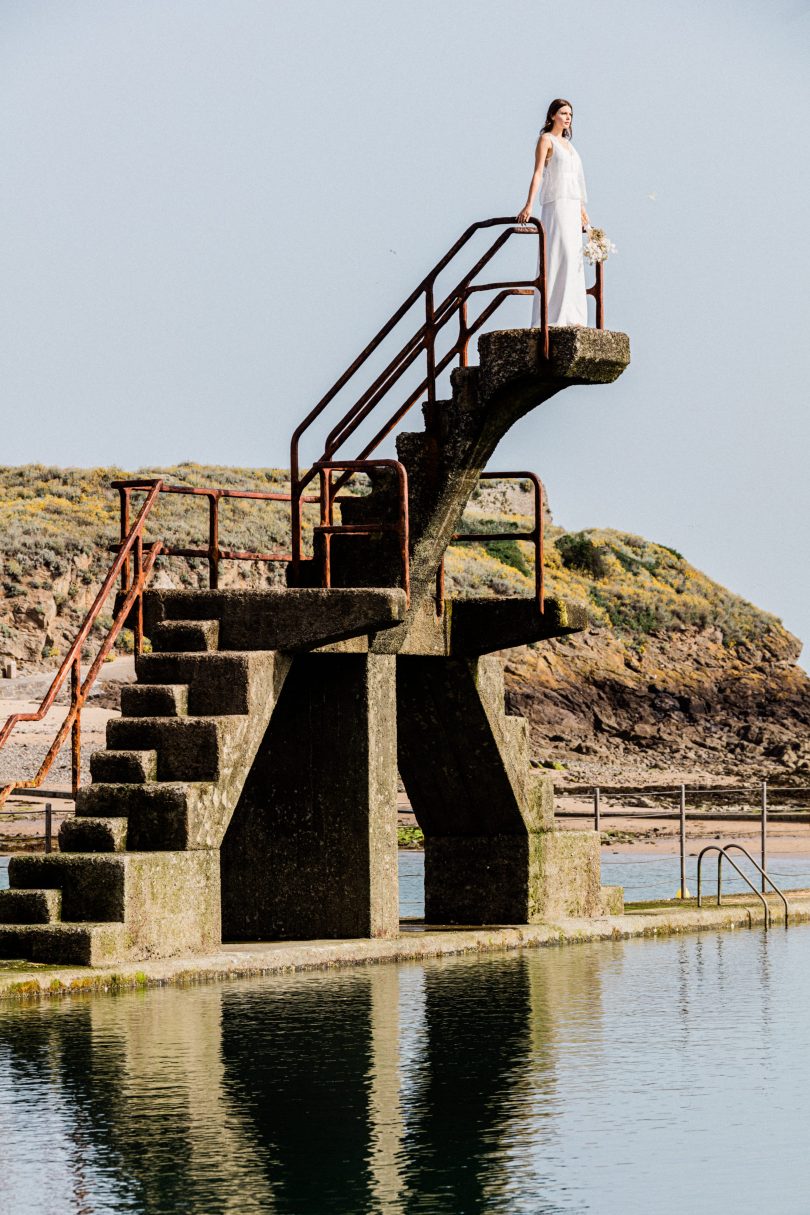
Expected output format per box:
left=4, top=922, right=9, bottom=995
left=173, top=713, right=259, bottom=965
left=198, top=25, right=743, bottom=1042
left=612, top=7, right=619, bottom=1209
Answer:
left=3, top=929, right=810, bottom=1214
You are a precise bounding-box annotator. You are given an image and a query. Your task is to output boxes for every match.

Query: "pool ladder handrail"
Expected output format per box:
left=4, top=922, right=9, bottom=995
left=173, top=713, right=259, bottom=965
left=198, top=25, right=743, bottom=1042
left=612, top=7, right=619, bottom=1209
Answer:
left=696, top=843, right=790, bottom=929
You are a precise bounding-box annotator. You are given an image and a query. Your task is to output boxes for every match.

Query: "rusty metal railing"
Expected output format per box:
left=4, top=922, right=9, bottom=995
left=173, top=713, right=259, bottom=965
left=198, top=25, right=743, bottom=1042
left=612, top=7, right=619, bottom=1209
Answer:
left=112, top=479, right=300, bottom=591
left=0, top=482, right=164, bottom=806
left=290, top=216, right=593, bottom=583
left=315, top=460, right=410, bottom=605
left=435, top=471, right=544, bottom=617
left=115, top=473, right=411, bottom=603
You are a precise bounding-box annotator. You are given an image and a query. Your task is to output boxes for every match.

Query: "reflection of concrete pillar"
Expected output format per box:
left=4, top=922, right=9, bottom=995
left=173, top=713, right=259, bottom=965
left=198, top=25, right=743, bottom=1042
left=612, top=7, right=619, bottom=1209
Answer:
left=86, top=989, right=277, bottom=1211
left=221, top=654, right=399, bottom=941
left=0, top=988, right=277, bottom=1210
left=368, top=965, right=406, bottom=1208
left=400, top=956, right=534, bottom=1211
left=220, top=972, right=379, bottom=1210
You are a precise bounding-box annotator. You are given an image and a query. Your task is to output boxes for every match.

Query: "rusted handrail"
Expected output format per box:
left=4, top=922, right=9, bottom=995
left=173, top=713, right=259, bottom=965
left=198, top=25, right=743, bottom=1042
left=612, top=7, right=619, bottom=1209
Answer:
left=290, top=217, right=565, bottom=581
left=112, top=479, right=317, bottom=592
left=435, top=471, right=544, bottom=616
left=0, top=482, right=164, bottom=806
left=314, top=460, right=410, bottom=606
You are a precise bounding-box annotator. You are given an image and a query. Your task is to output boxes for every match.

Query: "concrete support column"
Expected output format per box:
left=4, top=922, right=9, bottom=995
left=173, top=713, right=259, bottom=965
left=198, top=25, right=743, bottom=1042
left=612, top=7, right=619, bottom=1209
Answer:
left=397, top=655, right=602, bottom=924
left=221, top=653, right=398, bottom=941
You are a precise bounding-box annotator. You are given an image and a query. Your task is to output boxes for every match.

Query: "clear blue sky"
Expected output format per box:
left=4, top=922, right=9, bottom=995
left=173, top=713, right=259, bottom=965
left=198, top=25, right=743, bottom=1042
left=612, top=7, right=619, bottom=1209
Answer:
left=2, top=1, right=809, bottom=656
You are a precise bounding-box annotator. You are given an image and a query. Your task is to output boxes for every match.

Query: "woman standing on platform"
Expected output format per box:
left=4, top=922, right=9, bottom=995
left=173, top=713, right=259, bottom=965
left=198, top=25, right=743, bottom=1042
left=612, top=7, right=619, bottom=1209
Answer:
left=517, top=98, right=589, bottom=327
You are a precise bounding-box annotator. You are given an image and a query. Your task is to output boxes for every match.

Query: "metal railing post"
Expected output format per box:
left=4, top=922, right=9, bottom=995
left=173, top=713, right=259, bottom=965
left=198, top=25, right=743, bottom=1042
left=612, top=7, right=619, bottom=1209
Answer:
left=679, top=783, right=687, bottom=899
left=208, top=494, right=220, bottom=589
left=594, top=786, right=601, bottom=834
left=425, top=284, right=437, bottom=406
left=761, top=779, right=768, bottom=893
left=44, top=801, right=52, bottom=853
left=119, top=487, right=131, bottom=594
left=71, top=657, right=81, bottom=799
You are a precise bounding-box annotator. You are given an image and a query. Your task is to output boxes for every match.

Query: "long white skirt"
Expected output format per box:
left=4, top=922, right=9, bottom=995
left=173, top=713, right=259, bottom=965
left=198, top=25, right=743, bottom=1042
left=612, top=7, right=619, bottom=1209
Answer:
left=531, top=197, right=587, bottom=327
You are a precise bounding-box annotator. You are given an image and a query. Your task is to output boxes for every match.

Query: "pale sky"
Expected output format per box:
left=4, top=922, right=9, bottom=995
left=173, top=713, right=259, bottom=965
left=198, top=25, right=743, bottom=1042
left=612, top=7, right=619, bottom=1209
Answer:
left=2, top=1, right=809, bottom=657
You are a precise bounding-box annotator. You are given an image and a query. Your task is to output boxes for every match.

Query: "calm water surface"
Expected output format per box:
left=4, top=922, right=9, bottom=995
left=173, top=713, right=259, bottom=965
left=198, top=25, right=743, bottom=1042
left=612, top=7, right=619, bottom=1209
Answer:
left=3, top=924, right=810, bottom=1213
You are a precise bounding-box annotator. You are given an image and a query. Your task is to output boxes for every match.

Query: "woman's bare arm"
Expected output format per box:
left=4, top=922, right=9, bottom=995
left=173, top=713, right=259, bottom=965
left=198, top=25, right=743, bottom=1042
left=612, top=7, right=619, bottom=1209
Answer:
left=517, top=134, right=551, bottom=223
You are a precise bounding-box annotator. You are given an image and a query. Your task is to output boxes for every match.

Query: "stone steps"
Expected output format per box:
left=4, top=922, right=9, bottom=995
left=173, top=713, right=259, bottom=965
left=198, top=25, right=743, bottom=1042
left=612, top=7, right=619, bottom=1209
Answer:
left=0, top=888, right=61, bottom=924
left=0, top=922, right=129, bottom=967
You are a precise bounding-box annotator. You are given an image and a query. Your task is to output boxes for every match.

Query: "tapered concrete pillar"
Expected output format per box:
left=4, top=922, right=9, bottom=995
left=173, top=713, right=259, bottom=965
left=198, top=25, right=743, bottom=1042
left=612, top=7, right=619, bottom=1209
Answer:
left=397, top=655, right=602, bottom=924
left=221, top=653, right=398, bottom=941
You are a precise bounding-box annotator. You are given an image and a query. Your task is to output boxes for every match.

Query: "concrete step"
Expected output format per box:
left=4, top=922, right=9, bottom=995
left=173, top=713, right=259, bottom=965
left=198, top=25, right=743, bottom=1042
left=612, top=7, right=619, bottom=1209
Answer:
left=447, top=596, right=588, bottom=656
left=135, top=652, right=256, bottom=715
left=9, top=854, right=127, bottom=923
left=120, top=683, right=189, bottom=718
left=106, top=716, right=228, bottom=782
left=0, top=888, right=61, bottom=925
left=74, top=782, right=202, bottom=851
left=151, top=619, right=220, bottom=654
left=142, top=588, right=408, bottom=651
left=0, top=922, right=128, bottom=966
left=90, top=749, right=158, bottom=784
left=59, top=816, right=128, bottom=853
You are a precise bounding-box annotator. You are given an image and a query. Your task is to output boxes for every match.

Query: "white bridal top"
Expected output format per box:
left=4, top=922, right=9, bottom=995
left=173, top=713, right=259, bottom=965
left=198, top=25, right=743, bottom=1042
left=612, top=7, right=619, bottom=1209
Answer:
left=539, top=134, right=587, bottom=206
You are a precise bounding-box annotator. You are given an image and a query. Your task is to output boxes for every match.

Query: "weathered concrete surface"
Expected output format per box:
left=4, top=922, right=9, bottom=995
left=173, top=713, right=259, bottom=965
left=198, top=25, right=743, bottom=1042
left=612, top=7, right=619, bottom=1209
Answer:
left=424, top=831, right=602, bottom=924
left=300, top=326, right=629, bottom=651
left=221, top=653, right=399, bottom=942
left=324, top=596, right=589, bottom=658
left=143, top=588, right=407, bottom=651
left=78, top=650, right=291, bottom=851
left=396, top=653, right=605, bottom=922
left=1, top=890, right=806, bottom=1002
left=478, top=326, right=630, bottom=403
left=397, top=655, right=552, bottom=837
left=0, top=851, right=220, bottom=965
left=446, top=596, right=589, bottom=657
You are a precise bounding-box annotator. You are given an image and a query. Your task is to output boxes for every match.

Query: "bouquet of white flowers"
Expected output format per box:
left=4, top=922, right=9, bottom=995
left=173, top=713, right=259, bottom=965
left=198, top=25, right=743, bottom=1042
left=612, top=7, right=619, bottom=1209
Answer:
left=583, top=226, right=617, bottom=264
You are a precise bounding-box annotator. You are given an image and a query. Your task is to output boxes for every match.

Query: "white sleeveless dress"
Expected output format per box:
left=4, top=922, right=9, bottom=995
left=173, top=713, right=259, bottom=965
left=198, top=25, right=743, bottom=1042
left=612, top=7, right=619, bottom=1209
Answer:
left=530, top=134, right=588, bottom=327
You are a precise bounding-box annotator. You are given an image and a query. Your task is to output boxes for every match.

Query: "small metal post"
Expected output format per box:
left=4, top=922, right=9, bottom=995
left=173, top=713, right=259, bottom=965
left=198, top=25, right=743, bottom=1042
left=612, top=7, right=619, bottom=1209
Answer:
left=44, top=802, right=52, bottom=854
left=119, top=487, right=131, bottom=594
left=71, top=657, right=81, bottom=799
left=425, top=285, right=437, bottom=406
left=679, top=784, right=687, bottom=899
left=594, top=786, right=601, bottom=835
left=761, top=780, right=768, bottom=894
left=208, top=494, right=219, bottom=590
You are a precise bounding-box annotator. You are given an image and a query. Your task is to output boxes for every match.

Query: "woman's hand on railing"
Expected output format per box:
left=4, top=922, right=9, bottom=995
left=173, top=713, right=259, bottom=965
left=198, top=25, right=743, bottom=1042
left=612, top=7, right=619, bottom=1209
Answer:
left=516, top=205, right=533, bottom=224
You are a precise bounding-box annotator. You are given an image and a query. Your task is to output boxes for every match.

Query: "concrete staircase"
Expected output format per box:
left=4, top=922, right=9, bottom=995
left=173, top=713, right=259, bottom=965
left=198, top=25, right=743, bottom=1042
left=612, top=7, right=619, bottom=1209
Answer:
left=0, top=589, right=406, bottom=964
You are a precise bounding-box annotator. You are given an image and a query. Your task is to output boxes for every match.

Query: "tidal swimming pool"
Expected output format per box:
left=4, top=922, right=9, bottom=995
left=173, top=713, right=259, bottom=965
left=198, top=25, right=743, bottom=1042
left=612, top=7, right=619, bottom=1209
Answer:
left=3, top=922, right=810, bottom=1214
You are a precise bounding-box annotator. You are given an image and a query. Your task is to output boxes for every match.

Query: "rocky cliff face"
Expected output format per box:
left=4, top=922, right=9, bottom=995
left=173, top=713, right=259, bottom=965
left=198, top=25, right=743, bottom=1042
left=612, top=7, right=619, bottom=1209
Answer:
left=504, top=623, right=810, bottom=785
left=1, top=464, right=808, bottom=785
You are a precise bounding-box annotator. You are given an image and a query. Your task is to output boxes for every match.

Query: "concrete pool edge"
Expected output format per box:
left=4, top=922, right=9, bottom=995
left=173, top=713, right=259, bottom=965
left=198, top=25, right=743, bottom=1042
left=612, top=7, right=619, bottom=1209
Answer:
left=2, top=891, right=809, bottom=1002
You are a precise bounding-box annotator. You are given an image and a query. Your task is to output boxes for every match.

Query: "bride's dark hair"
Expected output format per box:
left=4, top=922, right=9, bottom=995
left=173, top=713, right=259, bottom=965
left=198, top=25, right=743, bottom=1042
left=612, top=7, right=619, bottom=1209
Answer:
left=541, top=98, right=573, bottom=139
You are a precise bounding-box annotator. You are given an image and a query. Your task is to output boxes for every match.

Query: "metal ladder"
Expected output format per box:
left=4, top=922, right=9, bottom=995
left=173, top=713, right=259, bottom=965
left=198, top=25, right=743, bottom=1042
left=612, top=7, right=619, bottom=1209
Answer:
left=697, top=843, right=790, bottom=929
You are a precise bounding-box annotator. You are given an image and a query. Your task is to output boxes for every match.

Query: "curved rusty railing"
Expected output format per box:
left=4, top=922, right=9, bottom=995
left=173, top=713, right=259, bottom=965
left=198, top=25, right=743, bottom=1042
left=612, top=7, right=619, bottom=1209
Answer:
left=0, top=482, right=164, bottom=806
left=435, top=471, right=545, bottom=616
left=290, top=217, right=560, bottom=582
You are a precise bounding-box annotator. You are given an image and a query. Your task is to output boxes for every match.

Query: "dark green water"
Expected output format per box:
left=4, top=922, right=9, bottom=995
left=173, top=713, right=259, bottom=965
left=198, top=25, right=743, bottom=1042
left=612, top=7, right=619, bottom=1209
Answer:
left=3, top=927, right=810, bottom=1214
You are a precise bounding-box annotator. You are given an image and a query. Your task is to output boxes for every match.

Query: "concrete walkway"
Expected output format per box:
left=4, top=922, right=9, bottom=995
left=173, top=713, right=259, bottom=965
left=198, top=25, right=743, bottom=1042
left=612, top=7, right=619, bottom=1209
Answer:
left=2, top=890, right=808, bottom=1002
